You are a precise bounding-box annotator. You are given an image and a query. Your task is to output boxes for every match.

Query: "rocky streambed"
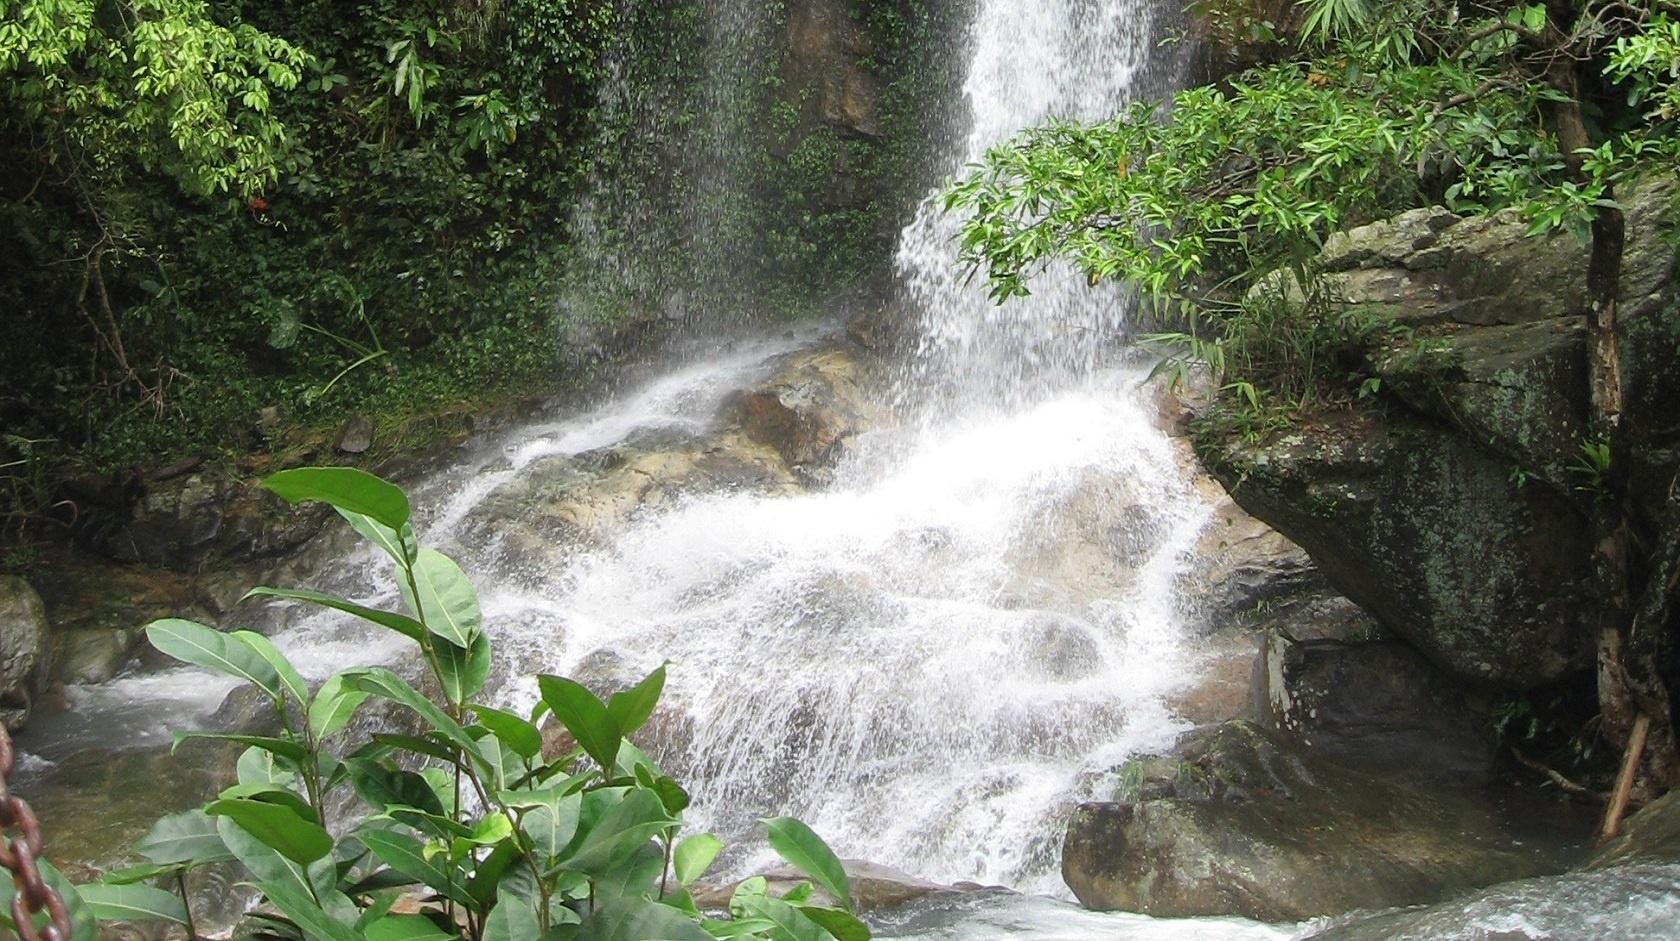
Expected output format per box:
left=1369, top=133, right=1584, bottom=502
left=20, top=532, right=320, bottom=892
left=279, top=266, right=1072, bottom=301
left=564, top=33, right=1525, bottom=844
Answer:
left=1, top=300, right=1676, bottom=938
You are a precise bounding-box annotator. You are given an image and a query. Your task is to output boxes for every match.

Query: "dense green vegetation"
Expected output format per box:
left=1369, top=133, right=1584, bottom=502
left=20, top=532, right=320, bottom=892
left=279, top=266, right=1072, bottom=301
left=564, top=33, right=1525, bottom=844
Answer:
left=949, top=0, right=1677, bottom=414
left=0, top=0, right=960, bottom=541
left=25, top=467, right=868, bottom=941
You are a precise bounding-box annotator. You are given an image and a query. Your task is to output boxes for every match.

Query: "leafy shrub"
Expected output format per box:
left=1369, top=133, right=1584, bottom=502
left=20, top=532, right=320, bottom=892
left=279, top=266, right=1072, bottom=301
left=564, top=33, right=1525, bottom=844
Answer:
left=36, top=468, right=868, bottom=941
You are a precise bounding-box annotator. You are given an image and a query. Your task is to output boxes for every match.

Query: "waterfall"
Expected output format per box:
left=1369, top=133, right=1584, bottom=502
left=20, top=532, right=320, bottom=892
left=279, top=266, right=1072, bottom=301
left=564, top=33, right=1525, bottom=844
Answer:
left=24, top=0, right=1214, bottom=906
left=897, top=0, right=1158, bottom=413
left=448, top=0, right=1206, bottom=893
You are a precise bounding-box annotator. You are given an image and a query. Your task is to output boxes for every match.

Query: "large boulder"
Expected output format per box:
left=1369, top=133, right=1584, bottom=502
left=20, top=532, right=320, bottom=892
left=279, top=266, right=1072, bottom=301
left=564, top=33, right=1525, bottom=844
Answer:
left=1062, top=721, right=1573, bottom=922
left=1199, top=176, right=1680, bottom=689
left=1204, top=409, right=1594, bottom=687
left=0, top=577, right=48, bottom=729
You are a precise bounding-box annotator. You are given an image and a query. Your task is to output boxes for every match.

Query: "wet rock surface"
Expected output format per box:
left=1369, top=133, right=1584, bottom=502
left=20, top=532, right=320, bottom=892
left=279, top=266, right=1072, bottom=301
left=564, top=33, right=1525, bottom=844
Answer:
left=1198, top=175, right=1680, bottom=690
left=1063, top=721, right=1585, bottom=922
left=1256, top=630, right=1498, bottom=786
left=690, top=860, right=979, bottom=912
left=0, top=576, right=49, bottom=729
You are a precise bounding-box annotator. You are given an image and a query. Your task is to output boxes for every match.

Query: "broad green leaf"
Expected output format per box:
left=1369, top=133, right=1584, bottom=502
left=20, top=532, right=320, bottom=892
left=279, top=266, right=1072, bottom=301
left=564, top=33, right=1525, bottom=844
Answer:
left=575, top=892, right=711, bottom=941
left=146, top=619, right=281, bottom=700
left=358, top=829, right=470, bottom=905
left=437, top=632, right=492, bottom=704
left=234, top=630, right=310, bottom=710
left=400, top=548, right=481, bottom=649
left=467, top=812, right=514, bottom=845
left=553, top=788, right=671, bottom=875
left=470, top=705, right=541, bottom=758
left=216, top=784, right=318, bottom=824
left=537, top=675, right=620, bottom=771
left=481, top=892, right=541, bottom=941
left=311, top=672, right=371, bottom=739
left=263, top=467, right=410, bottom=531
left=372, top=732, right=459, bottom=764
left=217, top=817, right=359, bottom=927
left=206, top=798, right=333, bottom=864
left=76, top=883, right=187, bottom=925
left=39, top=861, right=97, bottom=941
left=467, top=840, right=521, bottom=908
left=797, top=906, right=870, bottom=941
left=245, top=587, right=425, bottom=642
left=364, top=913, right=455, bottom=941
left=343, top=669, right=486, bottom=770
left=96, top=863, right=174, bottom=886
left=248, top=873, right=363, bottom=941
left=673, top=833, right=723, bottom=885
left=340, top=510, right=420, bottom=567
left=238, top=745, right=299, bottom=788
left=605, top=665, right=665, bottom=738
left=175, top=732, right=308, bottom=766
left=345, top=759, right=447, bottom=816
left=520, top=795, right=583, bottom=859
left=763, top=818, right=851, bottom=912
left=135, top=810, right=233, bottom=866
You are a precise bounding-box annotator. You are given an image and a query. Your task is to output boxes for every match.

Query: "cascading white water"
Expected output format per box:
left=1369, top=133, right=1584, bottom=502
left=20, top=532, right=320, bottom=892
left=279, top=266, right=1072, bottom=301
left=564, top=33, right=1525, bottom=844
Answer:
left=897, top=0, right=1155, bottom=412
left=447, top=0, right=1206, bottom=894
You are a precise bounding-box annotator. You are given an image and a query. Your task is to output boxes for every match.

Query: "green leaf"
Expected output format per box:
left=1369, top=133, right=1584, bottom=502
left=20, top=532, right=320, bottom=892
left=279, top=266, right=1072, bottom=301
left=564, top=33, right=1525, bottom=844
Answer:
left=763, top=818, right=851, bottom=911
left=206, top=798, right=333, bottom=864
left=553, top=788, right=671, bottom=875
left=39, top=861, right=98, bottom=941
left=537, top=675, right=620, bottom=771
left=249, top=872, right=363, bottom=941
left=575, top=893, right=711, bottom=941
left=364, top=914, right=455, bottom=941
left=606, top=665, right=665, bottom=737
left=437, top=632, right=492, bottom=704
left=263, top=467, right=410, bottom=531
left=245, top=587, right=425, bottom=642
left=358, top=829, right=471, bottom=905
left=146, top=619, right=281, bottom=700
left=238, top=744, right=299, bottom=788
left=234, top=630, right=310, bottom=710
left=797, top=907, right=870, bottom=941
left=175, top=732, right=308, bottom=766
left=340, top=510, right=420, bottom=567
left=346, top=759, right=447, bottom=816
left=217, top=784, right=318, bottom=824
left=135, top=810, right=233, bottom=866
left=76, top=883, right=187, bottom=925
left=470, top=705, right=541, bottom=759
left=311, top=672, right=371, bottom=739
left=343, top=668, right=485, bottom=769
left=96, top=863, right=175, bottom=886
left=400, top=548, right=481, bottom=649
left=673, top=833, right=722, bottom=885
left=481, top=893, right=541, bottom=941
left=216, top=817, right=359, bottom=927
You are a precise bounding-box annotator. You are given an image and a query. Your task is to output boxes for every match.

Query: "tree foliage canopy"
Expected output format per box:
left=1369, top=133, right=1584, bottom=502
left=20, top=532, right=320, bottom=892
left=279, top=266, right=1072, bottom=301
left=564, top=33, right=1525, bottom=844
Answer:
left=946, top=0, right=1678, bottom=316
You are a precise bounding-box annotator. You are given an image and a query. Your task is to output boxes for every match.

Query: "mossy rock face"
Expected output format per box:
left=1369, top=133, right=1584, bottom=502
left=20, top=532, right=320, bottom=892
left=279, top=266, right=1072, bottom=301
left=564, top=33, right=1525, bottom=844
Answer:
left=1201, top=175, right=1680, bottom=690
left=1203, top=409, right=1594, bottom=688
left=1063, top=722, right=1579, bottom=922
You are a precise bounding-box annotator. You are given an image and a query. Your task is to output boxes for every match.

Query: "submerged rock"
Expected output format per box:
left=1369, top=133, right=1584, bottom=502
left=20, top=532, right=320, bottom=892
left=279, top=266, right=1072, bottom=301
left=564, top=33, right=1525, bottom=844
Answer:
left=1063, top=721, right=1576, bottom=922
